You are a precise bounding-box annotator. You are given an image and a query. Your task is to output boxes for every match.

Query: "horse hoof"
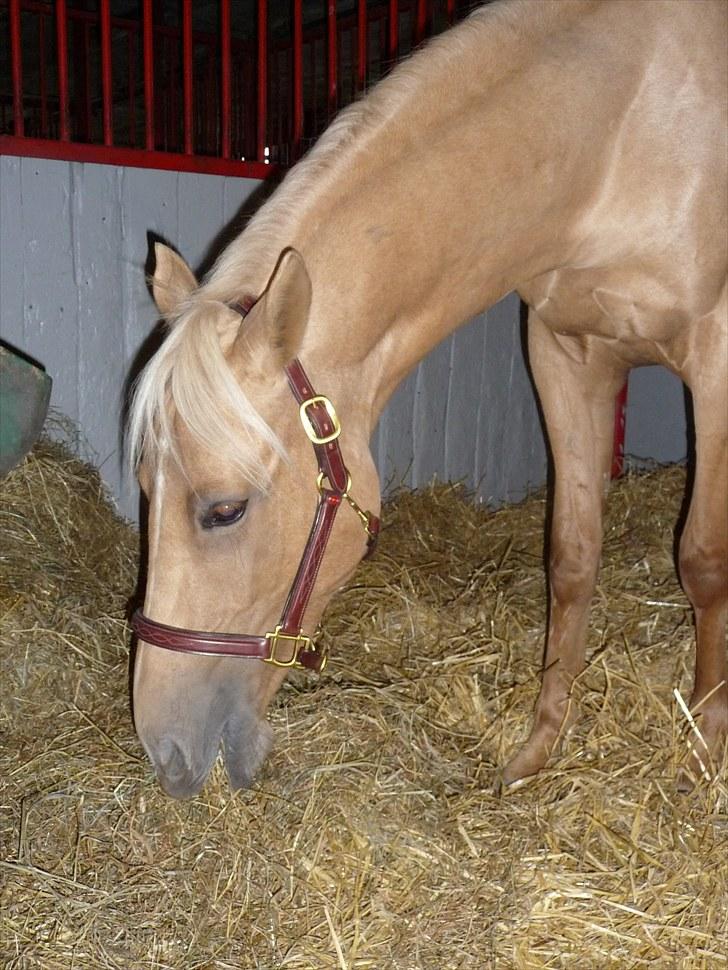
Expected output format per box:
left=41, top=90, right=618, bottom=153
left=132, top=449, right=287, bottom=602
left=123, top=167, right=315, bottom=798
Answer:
left=676, top=709, right=727, bottom=791
left=502, top=734, right=555, bottom=786
left=676, top=741, right=726, bottom=792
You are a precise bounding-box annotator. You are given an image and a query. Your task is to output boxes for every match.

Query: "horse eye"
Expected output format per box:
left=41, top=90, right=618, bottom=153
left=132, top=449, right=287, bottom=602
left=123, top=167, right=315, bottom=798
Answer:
left=201, top=500, right=247, bottom=529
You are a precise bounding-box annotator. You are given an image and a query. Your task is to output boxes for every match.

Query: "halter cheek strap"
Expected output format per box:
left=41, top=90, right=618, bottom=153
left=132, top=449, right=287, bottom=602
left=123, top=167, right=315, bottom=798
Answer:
left=131, top=356, right=379, bottom=672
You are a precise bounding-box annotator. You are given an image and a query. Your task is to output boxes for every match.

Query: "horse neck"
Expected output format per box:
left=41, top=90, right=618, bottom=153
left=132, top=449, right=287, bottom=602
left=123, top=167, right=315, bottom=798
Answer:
left=211, top=2, right=609, bottom=423
left=294, top=79, right=594, bottom=421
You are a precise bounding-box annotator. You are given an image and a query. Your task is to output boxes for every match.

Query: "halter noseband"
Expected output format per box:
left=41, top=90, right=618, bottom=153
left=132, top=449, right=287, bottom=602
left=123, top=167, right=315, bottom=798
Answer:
left=131, top=309, right=379, bottom=673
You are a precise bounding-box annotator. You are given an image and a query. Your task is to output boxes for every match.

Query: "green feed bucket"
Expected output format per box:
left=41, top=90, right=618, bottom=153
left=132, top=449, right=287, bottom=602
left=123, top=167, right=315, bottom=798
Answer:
left=0, top=345, right=52, bottom=477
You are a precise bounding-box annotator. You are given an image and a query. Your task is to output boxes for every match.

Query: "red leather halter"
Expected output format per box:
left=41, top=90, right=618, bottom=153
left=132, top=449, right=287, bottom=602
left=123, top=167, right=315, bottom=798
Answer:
left=131, top=337, right=379, bottom=673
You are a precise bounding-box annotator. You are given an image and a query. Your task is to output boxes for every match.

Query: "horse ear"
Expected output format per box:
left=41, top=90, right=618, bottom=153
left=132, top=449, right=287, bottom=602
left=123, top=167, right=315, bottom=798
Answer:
left=261, top=248, right=312, bottom=365
left=151, top=243, right=198, bottom=317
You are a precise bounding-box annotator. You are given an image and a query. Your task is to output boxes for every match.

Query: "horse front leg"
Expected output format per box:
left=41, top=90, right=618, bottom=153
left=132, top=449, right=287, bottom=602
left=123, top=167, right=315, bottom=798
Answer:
left=677, top=372, right=728, bottom=786
left=503, top=310, right=626, bottom=785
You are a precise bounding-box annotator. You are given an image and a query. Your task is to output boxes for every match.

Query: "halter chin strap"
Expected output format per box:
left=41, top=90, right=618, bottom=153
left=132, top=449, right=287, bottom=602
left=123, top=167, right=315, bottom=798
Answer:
left=131, top=356, right=379, bottom=672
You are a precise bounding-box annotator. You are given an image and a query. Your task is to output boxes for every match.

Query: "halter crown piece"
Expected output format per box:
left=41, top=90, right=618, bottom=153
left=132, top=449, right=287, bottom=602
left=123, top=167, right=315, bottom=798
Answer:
left=131, top=302, right=380, bottom=672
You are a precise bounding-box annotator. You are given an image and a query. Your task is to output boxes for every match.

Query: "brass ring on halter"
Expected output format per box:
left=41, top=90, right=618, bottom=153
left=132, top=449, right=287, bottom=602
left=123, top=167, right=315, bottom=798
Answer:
left=317, top=470, right=351, bottom=496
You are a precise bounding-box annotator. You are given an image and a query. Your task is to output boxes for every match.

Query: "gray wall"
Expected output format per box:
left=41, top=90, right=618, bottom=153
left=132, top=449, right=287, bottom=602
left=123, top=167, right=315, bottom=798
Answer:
left=625, top=366, right=687, bottom=465
left=1, top=155, right=686, bottom=524
left=1, top=155, right=263, bottom=519
left=378, top=294, right=547, bottom=505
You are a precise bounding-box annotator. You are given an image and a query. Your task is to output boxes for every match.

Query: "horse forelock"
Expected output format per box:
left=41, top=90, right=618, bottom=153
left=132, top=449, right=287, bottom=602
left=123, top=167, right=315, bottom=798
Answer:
left=127, top=300, right=286, bottom=491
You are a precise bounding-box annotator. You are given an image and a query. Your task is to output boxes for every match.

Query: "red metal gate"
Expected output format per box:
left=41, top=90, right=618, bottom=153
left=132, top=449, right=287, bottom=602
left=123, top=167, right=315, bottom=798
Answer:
left=1, top=0, right=466, bottom=177
left=0, top=0, right=628, bottom=470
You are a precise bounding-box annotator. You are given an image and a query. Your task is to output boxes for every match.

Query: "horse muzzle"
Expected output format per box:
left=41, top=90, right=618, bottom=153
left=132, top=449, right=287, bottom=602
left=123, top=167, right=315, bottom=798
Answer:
left=148, top=722, right=273, bottom=798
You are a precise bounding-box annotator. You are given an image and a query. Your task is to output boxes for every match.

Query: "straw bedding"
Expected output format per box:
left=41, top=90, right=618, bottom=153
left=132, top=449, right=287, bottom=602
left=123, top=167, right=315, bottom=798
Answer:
left=1, top=435, right=726, bottom=969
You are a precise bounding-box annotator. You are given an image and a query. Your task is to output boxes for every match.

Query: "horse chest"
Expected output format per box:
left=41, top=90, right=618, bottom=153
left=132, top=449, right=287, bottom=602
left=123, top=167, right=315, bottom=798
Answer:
left=519, top=267, right=692, bottom=365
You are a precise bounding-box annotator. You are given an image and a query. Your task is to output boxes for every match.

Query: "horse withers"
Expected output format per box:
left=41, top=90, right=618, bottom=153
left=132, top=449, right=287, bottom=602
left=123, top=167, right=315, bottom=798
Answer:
left=128, top=0, right=727, bottom=797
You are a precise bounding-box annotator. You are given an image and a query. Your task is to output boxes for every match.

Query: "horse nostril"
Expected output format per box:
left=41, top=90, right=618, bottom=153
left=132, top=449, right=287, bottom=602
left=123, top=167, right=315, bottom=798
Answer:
left=155, top=736, right=190, bottom=781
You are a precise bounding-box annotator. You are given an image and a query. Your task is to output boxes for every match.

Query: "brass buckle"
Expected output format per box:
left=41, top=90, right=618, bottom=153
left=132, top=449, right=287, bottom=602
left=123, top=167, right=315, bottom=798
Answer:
left=299, top=396, right=341, bottom=445
left=264, top=626, right=311, bottom=667
left=264, top=626, right=326, bottom=670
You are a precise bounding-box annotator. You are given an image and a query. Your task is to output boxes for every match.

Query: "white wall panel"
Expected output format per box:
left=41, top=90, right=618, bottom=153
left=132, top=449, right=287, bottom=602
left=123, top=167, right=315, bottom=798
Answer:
left=20, top=158, right=80, bottom=424
left=72, top=164, right=124, bottom=484
left=0, top=157, right=24, bottom=353
left=444, top=311, right=488, bottom=486
left=1, top=156, right=263, bottom=520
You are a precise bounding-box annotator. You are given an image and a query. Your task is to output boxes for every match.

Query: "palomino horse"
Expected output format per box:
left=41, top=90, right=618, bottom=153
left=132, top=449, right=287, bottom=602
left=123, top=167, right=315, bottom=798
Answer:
left=128, top=0, right=727, bottom=798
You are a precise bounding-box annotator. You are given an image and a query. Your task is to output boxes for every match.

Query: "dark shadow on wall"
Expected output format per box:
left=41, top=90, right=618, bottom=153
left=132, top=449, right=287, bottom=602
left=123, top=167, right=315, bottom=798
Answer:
left=518, top=299, right=554, bottom=560
left=673, top=384, right=696, bottom=570
left=194, top=175, right=282, bottom=280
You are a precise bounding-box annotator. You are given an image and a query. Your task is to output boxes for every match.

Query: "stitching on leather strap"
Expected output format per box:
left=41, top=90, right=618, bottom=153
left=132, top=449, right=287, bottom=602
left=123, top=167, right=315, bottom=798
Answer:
left=279, top=490, right=341, bottom=633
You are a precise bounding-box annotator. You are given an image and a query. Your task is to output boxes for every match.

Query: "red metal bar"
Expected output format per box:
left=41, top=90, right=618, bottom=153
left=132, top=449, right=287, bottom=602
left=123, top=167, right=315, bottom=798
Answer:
left=220, top=0, right=232, bottom=158
left=7, top=0, right=458, bottom=168
left=611, top=380, right=629, bottom=479
left=293, top=0, right=304, bottom=158
left=257, top=0, right=268, bottom=162
left=310, top=37, right=317, bottom=134
left=143, top=0, right=154, bottom=150
left=169, top=36, right=177, bottom=152
left=128, top=29, right=136, bottom=147
left=81, top=22, right=92, bottom=141
left=327, top=1, right=338, bottom=117
left=39, top=14, right=48, bottom=136
left=182, top=0, right=194, bottom=154
left=274, top=50, right=283, bottom=157
left=58, top=9, right=73, bottom=140
left=415, top=0, right=428, bottom=43
left=9, top=0, right=24, bottom=137
left=388, top=0, right=399, bottom=61
left=357, top=0, right=367, bottom=91
left=0, top=134, right=278, bottom=181
left=173, top=38, right=179, bottom=151
left=100, top=0, right=113, bottom=145
left=446, top=0, right=456, bottom=26
left=159, top=37, right=167, bottom=151
left=243, top=52, right=255, bottom=160
left=205, top=41, right=215, bottom=153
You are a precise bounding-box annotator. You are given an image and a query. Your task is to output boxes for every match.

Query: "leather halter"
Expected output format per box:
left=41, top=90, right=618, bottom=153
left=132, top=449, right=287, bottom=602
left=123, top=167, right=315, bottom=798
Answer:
left=131, top=312, right=379, bottom=673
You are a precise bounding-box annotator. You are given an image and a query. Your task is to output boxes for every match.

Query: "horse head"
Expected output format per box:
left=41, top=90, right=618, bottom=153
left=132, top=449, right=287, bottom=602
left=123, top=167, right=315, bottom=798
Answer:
left=130, top=244, right=380, bottom=797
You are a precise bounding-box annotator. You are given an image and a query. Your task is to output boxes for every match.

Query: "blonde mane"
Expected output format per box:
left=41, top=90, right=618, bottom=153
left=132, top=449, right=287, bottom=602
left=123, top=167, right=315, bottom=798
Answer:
left=127, top=1, right=546, bottom=488
left=127, top=299, right=286, bottom=489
